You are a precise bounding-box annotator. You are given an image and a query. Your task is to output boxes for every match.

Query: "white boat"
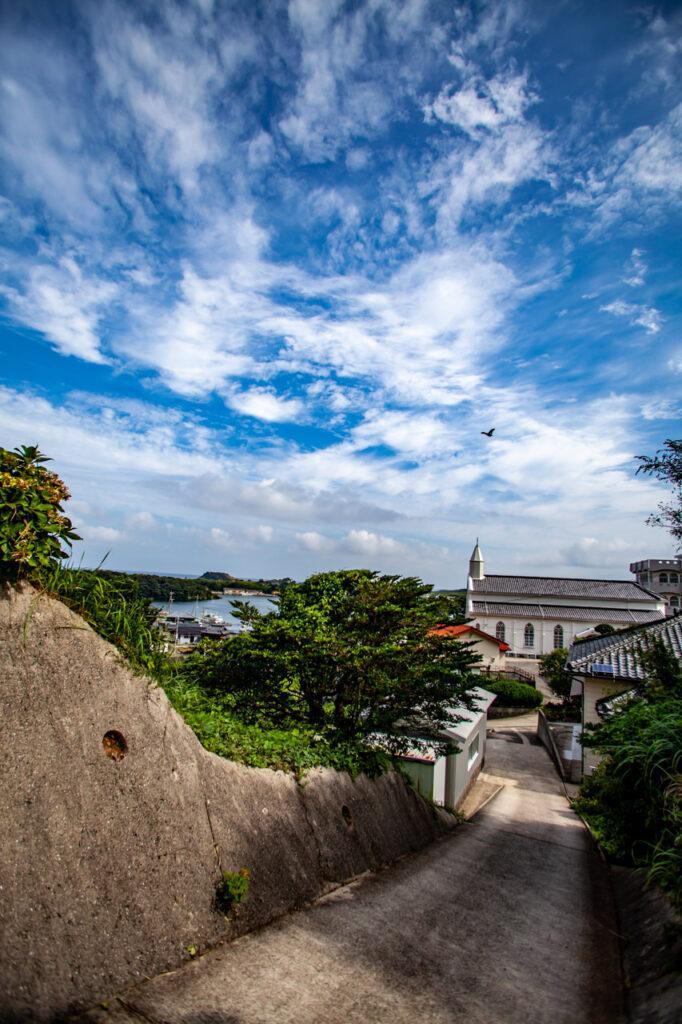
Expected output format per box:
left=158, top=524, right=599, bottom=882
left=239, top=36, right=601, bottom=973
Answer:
left=201, top=610, right=226, bottom=625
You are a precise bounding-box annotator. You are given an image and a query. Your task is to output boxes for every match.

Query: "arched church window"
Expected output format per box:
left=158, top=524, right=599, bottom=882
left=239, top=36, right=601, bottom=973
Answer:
left=495, top=621, right=505, bottom=642
left=670, top=573, right=679, bottom=584
left=553, top=625, right=564, bottom=649
left=524, top=623, right=534, bottom=648
left=670, top=596, right=679, bottom=608
left=660, top=573, right=669, bottom=583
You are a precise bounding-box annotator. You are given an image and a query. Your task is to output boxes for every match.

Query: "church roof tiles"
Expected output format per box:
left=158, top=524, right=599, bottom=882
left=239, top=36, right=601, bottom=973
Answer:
left=470, top=575, right=656, bottom=601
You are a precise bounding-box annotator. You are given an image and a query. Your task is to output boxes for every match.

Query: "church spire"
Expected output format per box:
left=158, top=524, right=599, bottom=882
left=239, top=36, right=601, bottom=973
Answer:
left=469, top=539, right=484, bottom=581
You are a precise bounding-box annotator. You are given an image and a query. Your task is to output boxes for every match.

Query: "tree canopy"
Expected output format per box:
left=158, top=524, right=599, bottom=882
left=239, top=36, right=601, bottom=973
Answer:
left=636, top=438, right=682, bottom=547
left=182, top=569, right=478, bottom=753
left=539, top=648, right=571, bottom=701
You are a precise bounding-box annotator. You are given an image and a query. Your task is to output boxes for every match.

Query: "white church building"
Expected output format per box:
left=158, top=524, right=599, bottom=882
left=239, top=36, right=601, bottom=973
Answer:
left=465, top=543, right=665, bottom=658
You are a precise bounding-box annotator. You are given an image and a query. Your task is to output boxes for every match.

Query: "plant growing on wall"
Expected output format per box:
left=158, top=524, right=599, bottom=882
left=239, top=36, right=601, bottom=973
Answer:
left=216, top=869, right=250, bottom=913
left=0, top=445, right=80, bottom=582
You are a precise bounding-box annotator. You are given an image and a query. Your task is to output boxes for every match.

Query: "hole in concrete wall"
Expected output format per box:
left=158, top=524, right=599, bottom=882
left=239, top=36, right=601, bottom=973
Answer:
left=341, top=805, right=353, bottom=828
left=102, top=730, right=127, bottom=762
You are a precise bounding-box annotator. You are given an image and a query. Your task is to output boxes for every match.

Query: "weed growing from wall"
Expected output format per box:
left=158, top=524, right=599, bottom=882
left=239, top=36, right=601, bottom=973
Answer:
left=216, top=869, right=250, bottom=913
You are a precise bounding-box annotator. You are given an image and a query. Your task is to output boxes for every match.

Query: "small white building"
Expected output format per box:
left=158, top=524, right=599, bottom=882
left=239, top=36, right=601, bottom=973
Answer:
left=466, top=543, right=664, bottom=658
left=398, top=687, right=496, bottom=810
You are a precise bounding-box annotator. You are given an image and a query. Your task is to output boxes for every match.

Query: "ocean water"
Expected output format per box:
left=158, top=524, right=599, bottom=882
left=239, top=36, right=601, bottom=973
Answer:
left=153, top=592, right=278, bottom=629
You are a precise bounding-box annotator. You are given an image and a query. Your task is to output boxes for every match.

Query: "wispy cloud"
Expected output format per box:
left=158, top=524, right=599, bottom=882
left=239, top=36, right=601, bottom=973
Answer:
left=600, top=299, right=663, bottom=334
left=0, top=0, right=680, bottom=580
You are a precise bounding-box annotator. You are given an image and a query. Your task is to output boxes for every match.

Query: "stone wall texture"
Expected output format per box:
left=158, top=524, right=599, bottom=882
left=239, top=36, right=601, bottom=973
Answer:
left=0, top=585, right=456, bottom=1022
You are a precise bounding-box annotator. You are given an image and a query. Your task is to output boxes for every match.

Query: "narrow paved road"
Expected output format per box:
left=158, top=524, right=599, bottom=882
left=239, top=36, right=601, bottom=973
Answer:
left=83, top=718, right=624, bottom=1024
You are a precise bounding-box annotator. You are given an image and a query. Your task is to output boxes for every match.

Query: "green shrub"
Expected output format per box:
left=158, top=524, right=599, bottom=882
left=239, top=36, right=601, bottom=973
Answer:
left=543, top=697, right=581, bottom=722
left=160, top=673, right=390, bottom=779
left=574, top=692, right=682, bottom=910
left=481, top=678, right=543, bottom=708
left=0, top=445, right=80, bottom=582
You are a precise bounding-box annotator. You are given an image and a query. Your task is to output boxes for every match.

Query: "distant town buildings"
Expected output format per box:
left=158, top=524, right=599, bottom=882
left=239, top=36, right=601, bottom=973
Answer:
left=466, top=543, right=665, bottom=658
left=629, top=557, right=682, bottom=615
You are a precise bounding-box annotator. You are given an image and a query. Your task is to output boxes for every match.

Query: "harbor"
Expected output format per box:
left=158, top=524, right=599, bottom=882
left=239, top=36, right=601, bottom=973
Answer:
left=153, top=592, right=279, bottom=649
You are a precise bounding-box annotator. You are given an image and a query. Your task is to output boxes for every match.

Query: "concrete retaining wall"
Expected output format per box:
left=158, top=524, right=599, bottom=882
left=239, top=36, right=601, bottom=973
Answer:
left=536, top=712, right=582, bottom=782
left=0, top=585, right=456, bottom=1022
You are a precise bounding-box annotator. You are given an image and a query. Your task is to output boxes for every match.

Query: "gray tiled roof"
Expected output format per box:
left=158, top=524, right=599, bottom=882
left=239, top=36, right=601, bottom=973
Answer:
left=471, top=601, right=660, bottom=624
left=566, top=614, right=682, bottom=681
left=471, top=575, right=657, bottom=601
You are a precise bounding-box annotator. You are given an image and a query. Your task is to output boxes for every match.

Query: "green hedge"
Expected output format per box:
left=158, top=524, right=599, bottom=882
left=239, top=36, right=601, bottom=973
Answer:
left=480, top=678, right=543, bottom=708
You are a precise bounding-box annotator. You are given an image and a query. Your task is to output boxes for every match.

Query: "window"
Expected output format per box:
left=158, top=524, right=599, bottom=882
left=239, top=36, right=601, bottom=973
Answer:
left=670, top=596, right=679, bottom=608
left=660, top=573, right=669, bottom=583
left=524, top=623, right=534, bottom=648
left=553, top=625, right=564, bottom=649
left=495, top=621, right=506, bottom=642
left=670, top=573, right=679, bottom=584
left=467, top=734, right=480, bottom=770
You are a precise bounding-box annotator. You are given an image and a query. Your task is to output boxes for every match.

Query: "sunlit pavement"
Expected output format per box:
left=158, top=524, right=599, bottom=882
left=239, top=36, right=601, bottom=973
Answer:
left=80, top=717, right=624, bottom=1024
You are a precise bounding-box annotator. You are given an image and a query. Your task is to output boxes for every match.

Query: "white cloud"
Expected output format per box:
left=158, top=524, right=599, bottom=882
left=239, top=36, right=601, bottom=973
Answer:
left=640, top=398, right=681, bottom=421
left=561, top=536, right=633, bottom=569
left=210, top=527, right=233, bottom=548
left=245, top=525, right=274, bottom=544
left=341, top=529, right=405, bottom=557
left=90, top=6, right=221, bottom=192
left=125, top=511, right=157, bottom=531
left=79, top=524, right=122, bottom=543
left=600, top=299, right=663, bottom=333
left=226, top=387, right=304, bottom=423
left=296, top=531, right=333, bottom=552
left=623, top=248, right=647, bottom=287
left=425, top=68, right=535, bottom=137
left=1, top=256, right=116, bottom=363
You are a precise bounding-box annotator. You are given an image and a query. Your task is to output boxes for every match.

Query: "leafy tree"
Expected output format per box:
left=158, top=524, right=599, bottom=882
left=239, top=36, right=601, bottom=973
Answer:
left=183, top=570, right=478, bottom=753
left=539, top=648, right=572, bottom=701
left=636, top=438, right=682, bottom=547
left=427, top=590, right=467, bottom=623
left=0, top=444, right=80, bottom=582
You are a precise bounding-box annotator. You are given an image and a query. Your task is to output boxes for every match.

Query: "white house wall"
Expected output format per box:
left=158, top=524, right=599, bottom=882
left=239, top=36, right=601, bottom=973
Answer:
left=444, top=715, right=486, bottom=809
left=472, top=612, right=647, bottom=657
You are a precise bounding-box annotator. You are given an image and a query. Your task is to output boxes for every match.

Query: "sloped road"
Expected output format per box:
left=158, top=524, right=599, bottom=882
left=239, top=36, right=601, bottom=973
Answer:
left=81, top=718, right=624, bottom=1024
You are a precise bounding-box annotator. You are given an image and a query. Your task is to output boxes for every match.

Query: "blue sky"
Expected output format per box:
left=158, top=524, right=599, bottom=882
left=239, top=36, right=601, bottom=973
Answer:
left=1, top=0, right=680, bottom=585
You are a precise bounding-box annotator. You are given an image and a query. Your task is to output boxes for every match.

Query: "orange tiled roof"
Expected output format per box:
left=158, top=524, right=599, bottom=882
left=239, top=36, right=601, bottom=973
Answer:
left=430, top=623, right=510, bottom=651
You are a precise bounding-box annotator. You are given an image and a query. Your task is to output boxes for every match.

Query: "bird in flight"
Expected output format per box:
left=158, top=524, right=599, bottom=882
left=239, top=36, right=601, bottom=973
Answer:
left=481, top=428, right=495, bottom=437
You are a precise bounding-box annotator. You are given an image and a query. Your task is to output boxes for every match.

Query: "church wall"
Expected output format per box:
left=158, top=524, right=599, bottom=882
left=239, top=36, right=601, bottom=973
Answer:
left=471, top=613, right=620, bottom=657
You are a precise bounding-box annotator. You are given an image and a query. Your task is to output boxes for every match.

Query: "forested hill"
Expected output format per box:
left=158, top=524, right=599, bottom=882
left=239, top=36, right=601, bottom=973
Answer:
left=199, top=572, right=296, bottom=594
left=90, top=570, right=296, bottom=601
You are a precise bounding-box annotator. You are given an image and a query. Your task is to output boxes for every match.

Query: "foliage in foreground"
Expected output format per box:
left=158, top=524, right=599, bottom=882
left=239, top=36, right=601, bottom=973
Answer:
left=574, top=646, right=682, bottom=910
left=0, top=445, right=80, bottom=581
left=181, top=569, right=478, bottom=754
left=480, top=678, right=543, bottom=708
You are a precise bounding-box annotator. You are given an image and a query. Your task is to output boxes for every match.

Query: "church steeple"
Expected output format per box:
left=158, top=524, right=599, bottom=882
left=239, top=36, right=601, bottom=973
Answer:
left=469, top=540, right=484, bottom=581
